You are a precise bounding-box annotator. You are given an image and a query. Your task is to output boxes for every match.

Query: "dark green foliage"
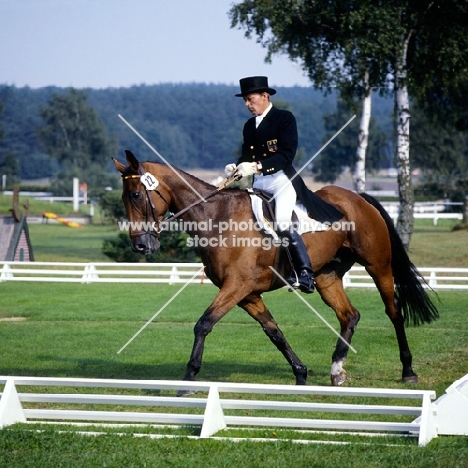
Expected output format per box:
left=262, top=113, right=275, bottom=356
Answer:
left=102, top=232, right=143, bottom=262
left=0, top=152, right=20, bottom=187
left=157, top=230, right=201, bottom=263
left=37, top=89, right=117, bottom=169
left=0, top=84, right=339, bottom=180
left=1, top=81, right=467, bottom=196
left=312, top=99, right=389, bottom=183
left=0, top=102, right=19, bottom=186
left=36, top=89, right=118, bottom=196
left=102, top=231, right=200, bottom=263
left=100, top=190, right=126, bottom=223
left=0, top=101, right=3, bottom=140
left=411, top=99, right=468, bottom=202
left=0, top=86, right=58, bottom=179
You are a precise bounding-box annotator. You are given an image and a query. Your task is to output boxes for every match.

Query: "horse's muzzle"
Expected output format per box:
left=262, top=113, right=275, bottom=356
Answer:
left=131, top=233, right=160, bottom=255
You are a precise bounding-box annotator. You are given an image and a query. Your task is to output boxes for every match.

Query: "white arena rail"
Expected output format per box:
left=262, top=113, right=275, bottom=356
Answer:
left=381, top=202, right=463, bottom=226
left=343, top=266, right=468, bottom=290
left=0, top=262, right=211, bottom=284
left=1, top=262, right=468, bottom=290
left=0, top=376, right=438, bottom=446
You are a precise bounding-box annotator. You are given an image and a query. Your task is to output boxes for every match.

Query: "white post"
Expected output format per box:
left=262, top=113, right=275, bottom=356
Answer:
left=73, top=177, right=79, bottom=212
left=169, top=266, right=180, bottom=284
left=1, top=175, right=6, bottom=190
left=0, top=380, right=27, bottom=428
left=200, top=385, right=227, bottom=438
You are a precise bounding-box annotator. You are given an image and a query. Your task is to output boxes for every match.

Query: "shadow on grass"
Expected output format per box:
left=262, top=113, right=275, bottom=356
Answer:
left=0, top=355, right=331, bottom=385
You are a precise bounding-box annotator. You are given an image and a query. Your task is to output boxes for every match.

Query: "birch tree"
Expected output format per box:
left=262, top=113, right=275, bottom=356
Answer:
left=230, top=0, right=391, bottom=192
left=354, top=70, right=371, bottom=193
left=230, top=0, right=468, bottom=249
left=393, top=29, right=414, bottom=248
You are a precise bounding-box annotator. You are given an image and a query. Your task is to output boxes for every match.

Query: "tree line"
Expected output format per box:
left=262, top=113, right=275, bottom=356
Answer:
left=0, top=83, right=393, bottom=185
left=0, top=80, right=466, bottom=205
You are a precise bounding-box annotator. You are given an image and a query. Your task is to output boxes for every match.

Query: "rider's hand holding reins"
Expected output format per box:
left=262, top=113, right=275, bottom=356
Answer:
left=236, top=161, right=261, bottom=177
left=225, top=163, right=237, bottom=177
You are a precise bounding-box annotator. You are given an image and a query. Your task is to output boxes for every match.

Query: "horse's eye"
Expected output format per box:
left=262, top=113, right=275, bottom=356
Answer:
left=130, top=192, right=140, bottom=200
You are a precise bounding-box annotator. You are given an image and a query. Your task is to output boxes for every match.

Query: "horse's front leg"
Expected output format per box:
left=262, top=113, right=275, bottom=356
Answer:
left=181, top=307, right=218, bottom=383
left=178, top=285, right=246, bottom=396
left=239, top=294, right=308, bottom=385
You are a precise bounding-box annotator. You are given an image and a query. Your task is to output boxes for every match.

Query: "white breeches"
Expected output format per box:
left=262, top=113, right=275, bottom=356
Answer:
left=253, top=170, right=296, bottom=230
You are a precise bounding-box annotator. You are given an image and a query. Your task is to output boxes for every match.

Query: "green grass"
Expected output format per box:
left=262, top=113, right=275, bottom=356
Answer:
left=0, top=281, right=467, bottom=466
left=0, top=283, right=465, bottom=394
left=27, top=223, right=118, bottom=262
left=1, top=202, right=467, bottom=466
left=409, top=219, right=468, bottom=268
left=0, top=429, right=466, bottom=468
left=0, top=193, right=93, bottom=217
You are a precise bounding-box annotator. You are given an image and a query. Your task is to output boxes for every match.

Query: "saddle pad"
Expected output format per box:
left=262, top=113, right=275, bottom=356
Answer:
left=248, top=191, right=331, bottom=240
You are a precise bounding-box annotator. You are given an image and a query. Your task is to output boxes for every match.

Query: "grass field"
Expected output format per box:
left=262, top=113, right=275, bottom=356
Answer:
left=1, top=282, right=467, bottom=466
left=1, top=197, right=467, bottom=467
left=27, top=223, right=118, bottom=262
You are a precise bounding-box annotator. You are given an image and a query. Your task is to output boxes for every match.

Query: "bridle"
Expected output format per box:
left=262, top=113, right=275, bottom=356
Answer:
left=122, top=164, right=171, bottom=236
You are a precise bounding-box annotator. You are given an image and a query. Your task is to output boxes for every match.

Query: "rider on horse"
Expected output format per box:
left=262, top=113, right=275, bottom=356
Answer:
left=226, top=76, right=343, bottom=294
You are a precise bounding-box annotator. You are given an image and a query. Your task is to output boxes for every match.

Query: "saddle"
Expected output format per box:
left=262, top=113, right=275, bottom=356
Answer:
left=247, top=189, right=330, bottom=239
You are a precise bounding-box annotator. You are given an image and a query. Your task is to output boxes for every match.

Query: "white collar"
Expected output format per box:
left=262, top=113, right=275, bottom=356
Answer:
left=255, top=103, right=272, bottom=127
left=259, top=103, right=272, bottom=118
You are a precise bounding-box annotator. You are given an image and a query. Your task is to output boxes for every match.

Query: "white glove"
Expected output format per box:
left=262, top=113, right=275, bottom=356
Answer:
left=224, top=163, right=237, bottom=177
left=236, top=162, right=259, bottom=177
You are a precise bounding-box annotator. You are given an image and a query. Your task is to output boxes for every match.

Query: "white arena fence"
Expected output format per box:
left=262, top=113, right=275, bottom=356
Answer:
left=381, top=201, right=463, bottom=226
left=1, top=262, right=468, bottom=290
left=0, top=376, right=440, bottom=446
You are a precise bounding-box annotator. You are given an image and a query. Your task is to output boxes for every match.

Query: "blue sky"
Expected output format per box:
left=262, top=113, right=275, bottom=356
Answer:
left=0, top=0, right=311, bottom=89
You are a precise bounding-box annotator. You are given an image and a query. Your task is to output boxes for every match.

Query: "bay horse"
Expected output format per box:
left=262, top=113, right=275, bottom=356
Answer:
left=113, top=150, right=438, bottom=390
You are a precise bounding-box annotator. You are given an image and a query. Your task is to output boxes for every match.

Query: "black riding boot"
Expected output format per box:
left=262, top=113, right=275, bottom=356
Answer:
left=280, top=228, right=315, bottom=294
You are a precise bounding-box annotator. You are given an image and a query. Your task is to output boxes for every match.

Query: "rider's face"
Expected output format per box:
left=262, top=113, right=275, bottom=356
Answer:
left=243, top=92, right=270, bottom=116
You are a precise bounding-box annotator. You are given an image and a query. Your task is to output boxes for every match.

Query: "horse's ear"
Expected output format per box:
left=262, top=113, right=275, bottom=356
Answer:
left=125, top=150, right=140, bottom=172
left=112, top=158, right=127, bottom=174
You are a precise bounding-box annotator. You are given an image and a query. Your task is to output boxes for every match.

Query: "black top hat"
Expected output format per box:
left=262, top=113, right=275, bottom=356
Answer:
left=235, top=76, right=277, bottom=97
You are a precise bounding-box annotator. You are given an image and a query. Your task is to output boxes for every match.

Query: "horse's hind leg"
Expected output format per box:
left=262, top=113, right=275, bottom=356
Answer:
left=315, top=269, right=361, bottom=386
left=367, top=265, right=418, bottom=383
left=238, top=294, right=308, bottom=385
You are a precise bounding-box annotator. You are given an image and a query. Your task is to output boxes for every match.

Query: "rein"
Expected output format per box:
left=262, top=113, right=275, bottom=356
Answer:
left=122, top=166, right=242, bottom=232
left=164, top=171, right=240, bottom=222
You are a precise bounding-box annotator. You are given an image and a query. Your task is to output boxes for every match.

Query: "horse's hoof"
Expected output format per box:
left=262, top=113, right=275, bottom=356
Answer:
left=402, top=374, right=418, bottom=384
left=331, top=370, right=347, bottom=386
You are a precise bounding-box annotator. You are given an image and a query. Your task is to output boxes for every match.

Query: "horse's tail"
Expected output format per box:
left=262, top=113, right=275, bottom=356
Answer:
left=359, top=192, right=439, bottom=326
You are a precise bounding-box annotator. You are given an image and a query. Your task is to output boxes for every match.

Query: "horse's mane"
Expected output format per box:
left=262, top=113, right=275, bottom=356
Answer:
left=144, top=161, right=222, bottom=191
